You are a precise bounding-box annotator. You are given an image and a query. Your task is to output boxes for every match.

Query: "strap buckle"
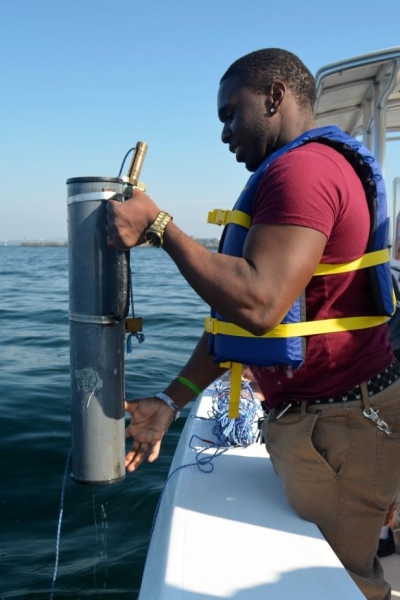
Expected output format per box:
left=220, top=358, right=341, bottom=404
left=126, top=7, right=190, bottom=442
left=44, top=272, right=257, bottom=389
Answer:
left=204, top=316, right=217, bottom=334
left=362, top=407, right=392, bottom=435
left=207, top=209, right=230, bottom=226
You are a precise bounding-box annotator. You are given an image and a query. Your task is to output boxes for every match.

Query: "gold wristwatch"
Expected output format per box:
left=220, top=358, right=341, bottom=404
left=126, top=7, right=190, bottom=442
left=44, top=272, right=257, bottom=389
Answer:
left=145, top=211, right=173, bottom=247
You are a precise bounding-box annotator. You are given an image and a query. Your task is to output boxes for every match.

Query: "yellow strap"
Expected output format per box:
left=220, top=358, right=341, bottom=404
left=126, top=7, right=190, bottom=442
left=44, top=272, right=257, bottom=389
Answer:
left=207, top=209, right=251, bottom=229
left=209, top=247, right=391, bottom=418
left=205, top=314, right=390, bottom=338
left=315, top=248, right=390, bottom=275
left=220, top=361, right=233, bottom=369
left=228, top=362, right=242, bottom=419
left=207, top=208, right=390, bottom=275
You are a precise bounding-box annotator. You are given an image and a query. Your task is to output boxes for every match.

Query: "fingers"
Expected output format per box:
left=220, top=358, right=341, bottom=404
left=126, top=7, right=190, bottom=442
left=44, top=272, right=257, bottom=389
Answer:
left=125, top=441, right=147, bottom=472
left=105, top=199, right=119, bottom=232
left=124, top=399, right=138, bottom=413
left=147, top=440, right=162, bottom=463
left=105, top=221, right=130, bottom=251
left=123, top=398, right=170, bottom=472
left=105, top=200, right=131, bottom=250
left=125, top=440, right=159, bottom=472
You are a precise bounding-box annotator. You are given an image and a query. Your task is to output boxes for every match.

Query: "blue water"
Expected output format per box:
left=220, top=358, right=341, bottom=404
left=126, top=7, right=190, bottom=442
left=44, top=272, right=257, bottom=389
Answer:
left=0, top=246, right=207, bottom=599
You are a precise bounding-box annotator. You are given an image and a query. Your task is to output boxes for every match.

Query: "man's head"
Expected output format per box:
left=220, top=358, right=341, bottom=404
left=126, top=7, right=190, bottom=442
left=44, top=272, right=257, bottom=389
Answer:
left=220, top=48, right=316, bottom=109
left=218, top=48, right=316, bottom=171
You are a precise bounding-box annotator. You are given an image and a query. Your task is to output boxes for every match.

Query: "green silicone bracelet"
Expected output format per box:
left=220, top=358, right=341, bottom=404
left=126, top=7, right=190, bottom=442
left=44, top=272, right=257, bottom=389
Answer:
left=177, top=376, right=202, bottom=397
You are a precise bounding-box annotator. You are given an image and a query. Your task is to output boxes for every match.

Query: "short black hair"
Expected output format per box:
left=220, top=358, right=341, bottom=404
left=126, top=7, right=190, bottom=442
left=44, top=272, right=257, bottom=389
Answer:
left=220, top=48, right=316, bottom=109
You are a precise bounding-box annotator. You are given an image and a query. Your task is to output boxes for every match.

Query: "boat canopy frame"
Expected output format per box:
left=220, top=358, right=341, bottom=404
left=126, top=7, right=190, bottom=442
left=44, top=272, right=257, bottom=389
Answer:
left=314, top=47, right=400, bottom=176
left=315, top=48, right=400, bottom=256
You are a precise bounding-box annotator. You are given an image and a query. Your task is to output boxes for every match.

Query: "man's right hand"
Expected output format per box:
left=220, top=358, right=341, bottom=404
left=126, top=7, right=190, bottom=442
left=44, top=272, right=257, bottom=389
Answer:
left=106, top=188, right=160, bottom=251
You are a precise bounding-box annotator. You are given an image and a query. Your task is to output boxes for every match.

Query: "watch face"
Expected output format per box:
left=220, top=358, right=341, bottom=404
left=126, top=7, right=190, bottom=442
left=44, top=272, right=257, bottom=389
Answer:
left=146, top=230, right=162, bottom=247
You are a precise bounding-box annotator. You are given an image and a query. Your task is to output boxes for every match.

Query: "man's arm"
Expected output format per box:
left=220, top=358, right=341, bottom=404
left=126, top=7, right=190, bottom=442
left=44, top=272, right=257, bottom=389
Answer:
left=124, top=332, right=226, bottom=472
left=107, top=190, right=328, bottom=471
left=106, top=188, right=327, bottom=334
left=163, top=331, right=227, bottom=407
left=163, top=220, right=327, bottom=335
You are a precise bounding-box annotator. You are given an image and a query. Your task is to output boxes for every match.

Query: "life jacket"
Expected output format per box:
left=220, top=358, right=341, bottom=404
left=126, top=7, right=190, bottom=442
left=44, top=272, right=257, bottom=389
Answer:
left=205, top=126, right=394, bottom=417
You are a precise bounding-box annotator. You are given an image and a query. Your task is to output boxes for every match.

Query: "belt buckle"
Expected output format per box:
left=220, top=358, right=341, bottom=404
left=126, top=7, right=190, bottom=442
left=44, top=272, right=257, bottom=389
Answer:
left=275, top=401, right=292, bottom=420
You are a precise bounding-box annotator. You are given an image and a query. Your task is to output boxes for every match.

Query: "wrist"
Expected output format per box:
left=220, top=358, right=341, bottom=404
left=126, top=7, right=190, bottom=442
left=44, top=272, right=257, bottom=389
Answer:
left=145, top=211, right=173, bottom=247
left=155, top=392, right=181, bottom=420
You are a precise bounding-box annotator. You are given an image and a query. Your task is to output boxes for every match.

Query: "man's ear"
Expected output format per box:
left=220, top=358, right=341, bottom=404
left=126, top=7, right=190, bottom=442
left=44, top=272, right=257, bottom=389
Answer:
left=265, top=81, right=286, bottom=114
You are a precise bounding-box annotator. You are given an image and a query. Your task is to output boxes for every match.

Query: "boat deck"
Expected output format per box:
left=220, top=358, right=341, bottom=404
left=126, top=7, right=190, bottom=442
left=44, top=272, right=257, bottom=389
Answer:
left=139, top=390, right=400, bottom=599
left=382, top=552, right=400, bottom=598
left=381, top=487, right=400, bottom=599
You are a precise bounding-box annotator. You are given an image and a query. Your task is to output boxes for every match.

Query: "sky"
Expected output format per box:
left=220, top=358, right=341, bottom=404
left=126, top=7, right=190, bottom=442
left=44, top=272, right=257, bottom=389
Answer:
left=1, top=0, right=400, bottom=241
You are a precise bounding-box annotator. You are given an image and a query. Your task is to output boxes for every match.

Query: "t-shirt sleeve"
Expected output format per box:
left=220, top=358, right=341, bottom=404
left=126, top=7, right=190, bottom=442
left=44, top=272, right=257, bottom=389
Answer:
left=252, top=145, right=343, bottom=238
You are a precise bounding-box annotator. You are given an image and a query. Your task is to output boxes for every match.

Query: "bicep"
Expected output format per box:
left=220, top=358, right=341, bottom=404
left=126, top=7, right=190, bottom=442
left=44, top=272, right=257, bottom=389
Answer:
left=243, top=223, right=327, bottom=326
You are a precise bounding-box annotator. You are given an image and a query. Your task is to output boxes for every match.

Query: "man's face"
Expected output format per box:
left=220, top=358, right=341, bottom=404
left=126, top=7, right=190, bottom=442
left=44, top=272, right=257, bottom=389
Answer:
left=217, top=75, right=274, bottom=172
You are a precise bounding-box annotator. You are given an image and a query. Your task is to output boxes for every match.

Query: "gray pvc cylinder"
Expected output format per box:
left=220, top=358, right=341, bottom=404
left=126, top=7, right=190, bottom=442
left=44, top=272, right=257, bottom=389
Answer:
left=67, top=177, right=127, bottom=485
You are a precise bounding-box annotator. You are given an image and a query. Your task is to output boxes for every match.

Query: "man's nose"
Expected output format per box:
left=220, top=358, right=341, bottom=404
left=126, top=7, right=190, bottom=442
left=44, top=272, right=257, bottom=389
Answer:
left=221, top=122, right=231, bottom=144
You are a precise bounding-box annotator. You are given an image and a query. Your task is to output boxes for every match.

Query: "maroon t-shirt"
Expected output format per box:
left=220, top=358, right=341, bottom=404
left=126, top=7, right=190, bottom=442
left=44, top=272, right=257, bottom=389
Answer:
left=249, top=142, right=392, bottom=407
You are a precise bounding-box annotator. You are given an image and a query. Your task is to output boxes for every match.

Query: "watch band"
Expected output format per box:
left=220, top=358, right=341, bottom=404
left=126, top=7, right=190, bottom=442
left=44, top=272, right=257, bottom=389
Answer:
left=155, top=392, right=181, bottom=420
left=145, top=211, right=173, bottom=247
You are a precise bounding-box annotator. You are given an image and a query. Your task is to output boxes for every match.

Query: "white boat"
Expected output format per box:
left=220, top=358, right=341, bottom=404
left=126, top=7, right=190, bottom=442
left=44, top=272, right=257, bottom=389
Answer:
left=138, top=48, right=400, bottom=599
left=139, top=385, right=367, bottom=599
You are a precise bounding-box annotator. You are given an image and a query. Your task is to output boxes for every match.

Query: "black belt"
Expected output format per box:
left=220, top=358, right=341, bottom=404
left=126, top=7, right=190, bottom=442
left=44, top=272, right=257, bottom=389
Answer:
left=274, top=358, right=400, bottom=419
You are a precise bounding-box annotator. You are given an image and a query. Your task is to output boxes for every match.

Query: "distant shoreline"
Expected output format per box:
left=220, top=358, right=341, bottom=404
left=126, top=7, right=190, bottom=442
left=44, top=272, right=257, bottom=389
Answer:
left=18, top=241, right=68, bottom=247
left=2, top=238, right=220, bottom=249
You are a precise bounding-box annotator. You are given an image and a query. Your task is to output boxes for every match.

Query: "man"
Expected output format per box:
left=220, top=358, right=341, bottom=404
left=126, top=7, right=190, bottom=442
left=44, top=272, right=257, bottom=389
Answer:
left=106, top=49, right=400, bottom=600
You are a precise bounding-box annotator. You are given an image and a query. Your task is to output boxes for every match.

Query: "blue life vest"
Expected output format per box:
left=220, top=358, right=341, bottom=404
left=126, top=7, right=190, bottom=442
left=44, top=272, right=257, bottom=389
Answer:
left=206, top=126, right=394, bottom=371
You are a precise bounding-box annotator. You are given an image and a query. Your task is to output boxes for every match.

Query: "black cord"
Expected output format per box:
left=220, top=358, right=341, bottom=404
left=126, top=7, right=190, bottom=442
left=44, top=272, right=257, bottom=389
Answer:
left=118, top=147, right=136, bottom=177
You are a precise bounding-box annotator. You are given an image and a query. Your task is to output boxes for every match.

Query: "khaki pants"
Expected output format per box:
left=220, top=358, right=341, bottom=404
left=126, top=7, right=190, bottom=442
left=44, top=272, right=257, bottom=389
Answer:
left=263, top=378, right=400, bottom=600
